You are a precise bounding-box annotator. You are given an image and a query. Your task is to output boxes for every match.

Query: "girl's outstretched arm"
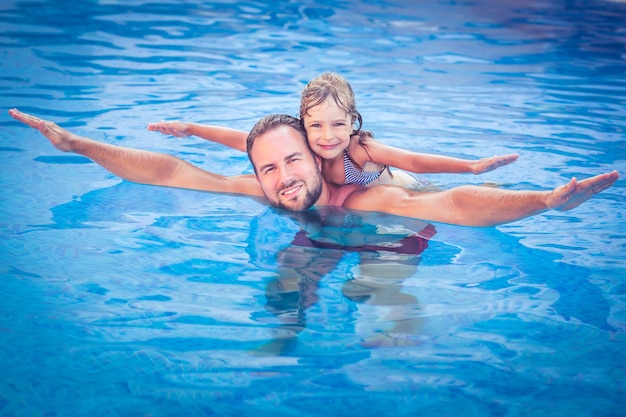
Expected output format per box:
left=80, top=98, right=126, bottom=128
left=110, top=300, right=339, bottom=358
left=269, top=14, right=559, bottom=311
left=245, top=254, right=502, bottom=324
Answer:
left=350, top=137, right=518, bottom=175
left=147, top=121, right=248, bottom=152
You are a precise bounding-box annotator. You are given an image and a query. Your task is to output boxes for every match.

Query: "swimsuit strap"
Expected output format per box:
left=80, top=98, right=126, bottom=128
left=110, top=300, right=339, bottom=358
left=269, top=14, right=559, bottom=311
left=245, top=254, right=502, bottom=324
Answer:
left=343, top=150, right=385, bottom=185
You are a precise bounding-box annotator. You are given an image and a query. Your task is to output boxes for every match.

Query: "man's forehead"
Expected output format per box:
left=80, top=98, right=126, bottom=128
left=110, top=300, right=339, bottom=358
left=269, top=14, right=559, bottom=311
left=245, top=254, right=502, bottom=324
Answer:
left=255, top=126, right=306, bottom=152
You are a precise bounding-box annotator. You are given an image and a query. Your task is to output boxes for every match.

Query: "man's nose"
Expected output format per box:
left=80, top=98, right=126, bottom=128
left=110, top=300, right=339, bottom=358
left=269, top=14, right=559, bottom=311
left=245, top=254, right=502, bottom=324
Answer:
left=278, top=165, right=293, bottom=183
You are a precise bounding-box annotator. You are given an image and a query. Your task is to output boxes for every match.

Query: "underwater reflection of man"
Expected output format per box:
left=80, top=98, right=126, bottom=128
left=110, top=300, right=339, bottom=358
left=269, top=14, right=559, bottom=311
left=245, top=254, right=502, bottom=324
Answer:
left=248, top=209, right=435, bottom=355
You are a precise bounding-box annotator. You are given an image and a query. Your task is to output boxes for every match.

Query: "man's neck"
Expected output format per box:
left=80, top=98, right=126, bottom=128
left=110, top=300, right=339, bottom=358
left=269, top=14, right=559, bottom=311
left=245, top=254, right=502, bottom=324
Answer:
left=315, top=181, right=360, bottom=208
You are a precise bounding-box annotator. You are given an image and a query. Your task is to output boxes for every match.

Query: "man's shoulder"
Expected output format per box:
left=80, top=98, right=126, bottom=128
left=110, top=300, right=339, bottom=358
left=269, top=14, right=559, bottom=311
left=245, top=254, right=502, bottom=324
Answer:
left=341, top=184, right=404, bottom=210
left=324, top=183, right=364, bottom=207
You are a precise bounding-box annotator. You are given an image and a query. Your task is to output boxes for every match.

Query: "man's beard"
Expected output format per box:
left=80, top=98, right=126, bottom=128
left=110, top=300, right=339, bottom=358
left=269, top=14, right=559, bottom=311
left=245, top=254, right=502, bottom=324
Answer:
left=274, top=175, right=323, bottom=212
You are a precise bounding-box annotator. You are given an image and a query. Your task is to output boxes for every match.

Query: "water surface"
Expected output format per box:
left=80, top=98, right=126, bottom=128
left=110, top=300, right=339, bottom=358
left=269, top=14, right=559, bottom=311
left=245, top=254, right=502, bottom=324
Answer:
left=1, top=0, right=625, bottom=416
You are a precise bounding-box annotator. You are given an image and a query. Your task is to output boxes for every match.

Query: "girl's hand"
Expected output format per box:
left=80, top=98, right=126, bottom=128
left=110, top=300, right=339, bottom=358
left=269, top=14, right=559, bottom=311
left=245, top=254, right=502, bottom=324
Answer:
left=472, top=153, right=519, bottom=174
left=147, top=120, right=191, bottom=138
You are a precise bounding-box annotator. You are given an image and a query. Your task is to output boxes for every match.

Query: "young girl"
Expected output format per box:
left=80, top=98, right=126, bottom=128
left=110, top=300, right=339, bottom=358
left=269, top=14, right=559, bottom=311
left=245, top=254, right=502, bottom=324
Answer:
left=147, top=72, right=518, bottom=187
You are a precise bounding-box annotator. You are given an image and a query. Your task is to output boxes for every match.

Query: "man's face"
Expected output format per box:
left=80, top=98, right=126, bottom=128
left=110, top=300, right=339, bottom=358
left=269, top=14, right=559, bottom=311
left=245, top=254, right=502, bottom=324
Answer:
left=249, top=125, right=323, bottom=211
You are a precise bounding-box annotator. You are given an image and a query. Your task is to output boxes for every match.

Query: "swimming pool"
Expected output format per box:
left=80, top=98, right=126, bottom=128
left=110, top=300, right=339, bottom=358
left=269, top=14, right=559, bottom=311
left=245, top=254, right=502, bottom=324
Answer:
left=1, top=0, right=625, bottom=415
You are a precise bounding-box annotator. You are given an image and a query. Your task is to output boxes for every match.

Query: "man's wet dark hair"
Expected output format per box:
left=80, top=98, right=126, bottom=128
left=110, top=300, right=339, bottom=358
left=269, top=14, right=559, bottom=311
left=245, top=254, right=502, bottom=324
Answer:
left=246, top=114, right=310, bottom=173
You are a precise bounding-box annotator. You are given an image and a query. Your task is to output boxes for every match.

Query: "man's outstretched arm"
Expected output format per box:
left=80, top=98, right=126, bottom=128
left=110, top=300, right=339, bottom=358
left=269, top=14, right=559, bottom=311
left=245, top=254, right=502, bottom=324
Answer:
left=343, top=171, right=619, bottom=227
left=9, top=109, right=264, bottom=197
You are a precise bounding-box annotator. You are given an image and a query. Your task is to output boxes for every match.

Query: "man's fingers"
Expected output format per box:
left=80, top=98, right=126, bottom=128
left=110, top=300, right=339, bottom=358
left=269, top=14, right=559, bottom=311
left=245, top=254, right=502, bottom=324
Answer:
left=10, top=108, right=47, bottom=130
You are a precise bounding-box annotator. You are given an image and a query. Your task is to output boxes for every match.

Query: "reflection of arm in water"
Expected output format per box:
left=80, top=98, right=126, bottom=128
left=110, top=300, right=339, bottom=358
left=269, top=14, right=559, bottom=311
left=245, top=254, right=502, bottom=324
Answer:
left=342, top=238, right=430, bottom=348
left=256, top=243, right=344, bottom=356
left=248, top=209, right=346, bottom=356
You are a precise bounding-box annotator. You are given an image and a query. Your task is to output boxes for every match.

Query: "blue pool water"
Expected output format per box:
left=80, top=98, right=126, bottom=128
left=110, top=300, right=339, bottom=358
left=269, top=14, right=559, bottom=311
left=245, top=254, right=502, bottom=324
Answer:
left=1, top=0, right=625, bottom=416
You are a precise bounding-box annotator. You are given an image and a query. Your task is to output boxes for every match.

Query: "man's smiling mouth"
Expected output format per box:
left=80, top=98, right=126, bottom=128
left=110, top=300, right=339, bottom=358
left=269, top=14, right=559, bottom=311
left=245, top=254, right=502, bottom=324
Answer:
left=281, top=184, right=302, bottom=196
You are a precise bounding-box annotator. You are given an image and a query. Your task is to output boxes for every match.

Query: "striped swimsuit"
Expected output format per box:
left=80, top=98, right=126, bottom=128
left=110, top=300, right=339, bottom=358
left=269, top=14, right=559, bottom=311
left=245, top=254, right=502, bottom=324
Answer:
left=343, top=150, right=385, bottom=185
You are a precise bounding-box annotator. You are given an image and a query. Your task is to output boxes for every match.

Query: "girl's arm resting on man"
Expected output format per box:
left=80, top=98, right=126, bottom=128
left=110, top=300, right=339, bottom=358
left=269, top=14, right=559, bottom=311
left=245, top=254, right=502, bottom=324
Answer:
left=356, top=138, right=518, bottom=175
left=147, top=121, right=248, bottom=152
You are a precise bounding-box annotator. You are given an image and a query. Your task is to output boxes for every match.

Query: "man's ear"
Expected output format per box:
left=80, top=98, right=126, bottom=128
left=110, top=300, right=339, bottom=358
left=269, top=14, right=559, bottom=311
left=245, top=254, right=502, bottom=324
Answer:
left=315, top=155, right=322, bottom=170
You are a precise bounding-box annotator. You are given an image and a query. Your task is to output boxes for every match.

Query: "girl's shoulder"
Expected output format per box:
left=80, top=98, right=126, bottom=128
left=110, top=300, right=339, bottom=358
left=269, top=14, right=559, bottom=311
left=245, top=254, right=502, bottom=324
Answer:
left=348, top=132, right=381, bottom=163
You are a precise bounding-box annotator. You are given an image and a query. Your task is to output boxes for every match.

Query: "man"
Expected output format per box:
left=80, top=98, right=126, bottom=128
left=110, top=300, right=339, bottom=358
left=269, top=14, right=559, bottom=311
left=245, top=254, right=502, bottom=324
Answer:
left=8, top=109, right=619, bottom=227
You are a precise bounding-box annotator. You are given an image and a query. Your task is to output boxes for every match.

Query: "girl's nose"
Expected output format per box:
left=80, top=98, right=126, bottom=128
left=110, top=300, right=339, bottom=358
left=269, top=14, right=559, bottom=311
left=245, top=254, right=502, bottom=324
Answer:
left=322, top=125, right=333, bottom=140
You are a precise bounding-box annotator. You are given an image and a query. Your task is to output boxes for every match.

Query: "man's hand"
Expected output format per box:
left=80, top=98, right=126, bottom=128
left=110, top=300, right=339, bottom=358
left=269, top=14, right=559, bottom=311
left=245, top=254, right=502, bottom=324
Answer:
left=9, top=108, right=76, bottom=152
left=547, top=171, right=619, bottom=211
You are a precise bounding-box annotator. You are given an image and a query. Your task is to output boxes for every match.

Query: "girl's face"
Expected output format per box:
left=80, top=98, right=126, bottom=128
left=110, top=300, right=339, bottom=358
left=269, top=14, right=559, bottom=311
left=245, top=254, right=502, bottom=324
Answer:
left=302, top=97, right=353, bottom=161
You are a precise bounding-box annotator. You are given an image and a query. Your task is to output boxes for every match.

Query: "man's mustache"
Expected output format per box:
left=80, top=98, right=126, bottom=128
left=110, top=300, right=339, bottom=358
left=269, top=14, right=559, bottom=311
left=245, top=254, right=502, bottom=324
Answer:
left=278, top=179, right=300, bottom=195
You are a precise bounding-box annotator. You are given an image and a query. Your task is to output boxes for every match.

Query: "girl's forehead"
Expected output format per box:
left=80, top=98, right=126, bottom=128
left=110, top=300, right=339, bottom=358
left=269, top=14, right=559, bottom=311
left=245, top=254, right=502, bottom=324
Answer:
left=304, top=97, right=350, bottom=118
